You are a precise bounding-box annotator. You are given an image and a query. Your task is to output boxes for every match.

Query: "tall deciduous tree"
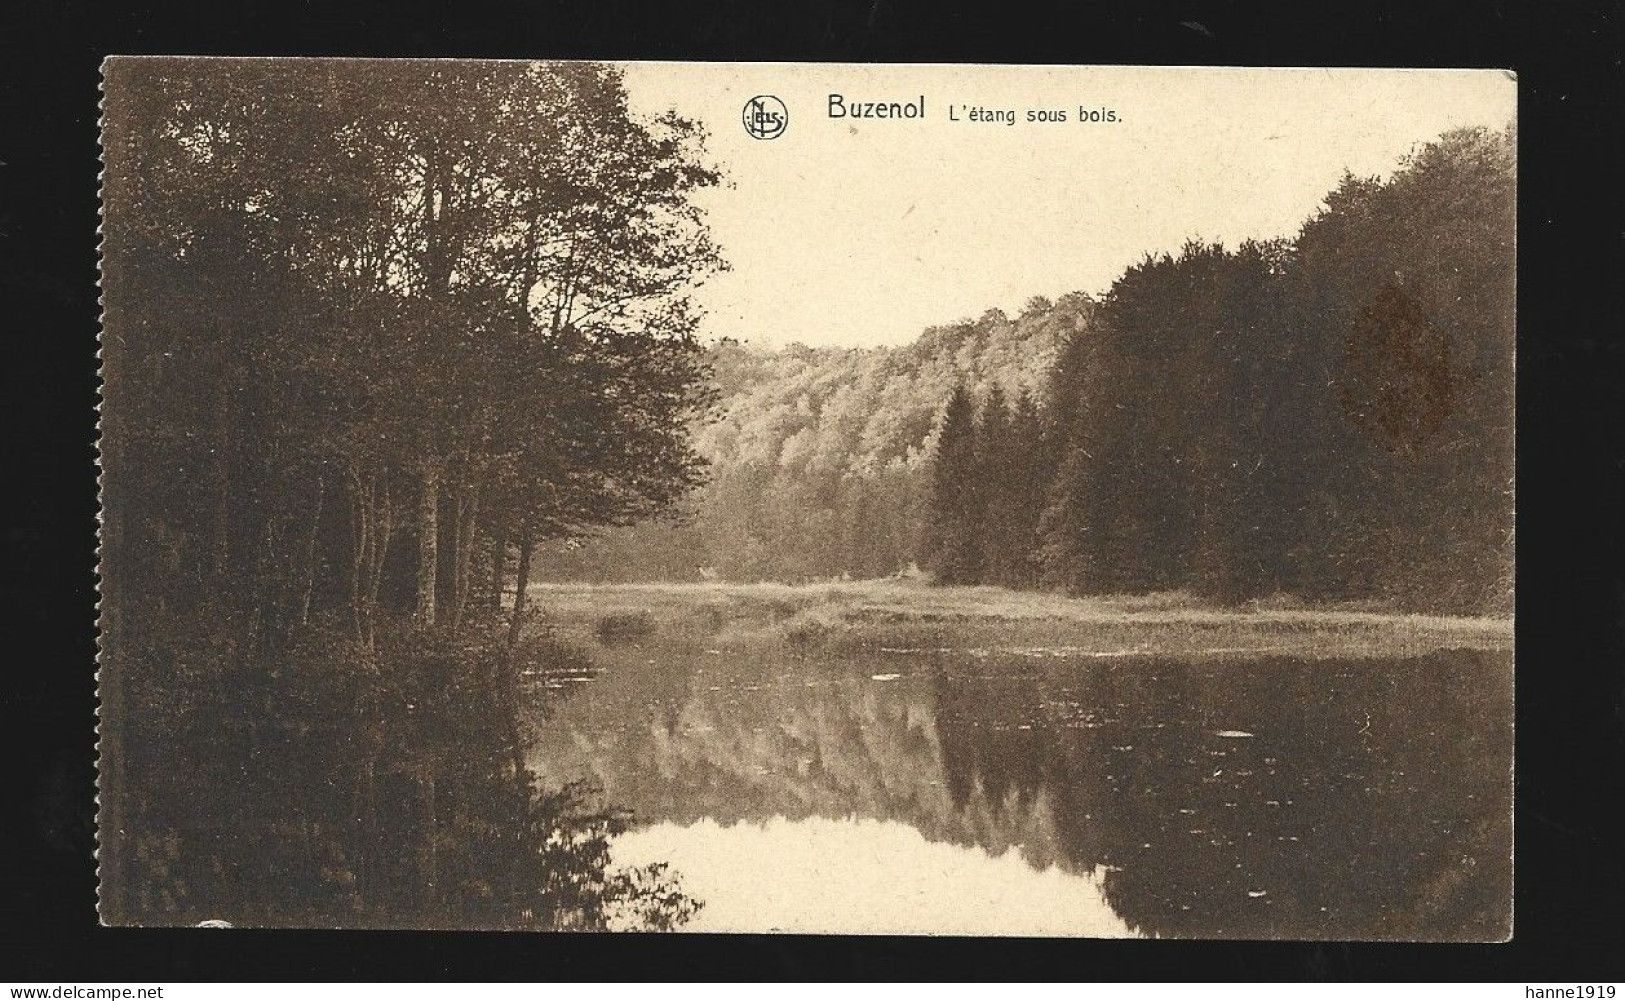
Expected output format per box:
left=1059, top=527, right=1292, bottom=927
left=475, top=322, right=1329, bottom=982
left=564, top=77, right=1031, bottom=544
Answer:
left=102, top=58, right=724, bottom=651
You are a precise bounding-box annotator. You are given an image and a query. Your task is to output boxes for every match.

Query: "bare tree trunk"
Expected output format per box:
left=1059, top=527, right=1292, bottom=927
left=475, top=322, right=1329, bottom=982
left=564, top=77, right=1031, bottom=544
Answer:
left=349, top=471, right=394, bottom=652
left=416, top=463, right=439, bottom=627
left=365, top=479, right=394, bottom=650
left=488, top=527, right=506, bottom=612
left=447, top=482, right=479, bottom=633
left=299, top=474, right=324, bottom=625
left=461, top=485, right=479, bottom=613
left=506, top=518, right=534, bottom=649
left=349, top=469, right=370, bottom=647
left=212, top=381, right=232, bottom=578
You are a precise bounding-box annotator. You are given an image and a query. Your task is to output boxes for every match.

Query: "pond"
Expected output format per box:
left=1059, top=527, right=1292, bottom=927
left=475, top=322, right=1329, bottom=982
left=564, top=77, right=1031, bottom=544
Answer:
left=524, top=619, right=1512, bottom=939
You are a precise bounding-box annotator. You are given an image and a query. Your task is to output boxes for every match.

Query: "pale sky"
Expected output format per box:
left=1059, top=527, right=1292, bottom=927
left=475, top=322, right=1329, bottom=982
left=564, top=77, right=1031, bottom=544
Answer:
left=621, top=64, right=1515, bottom=349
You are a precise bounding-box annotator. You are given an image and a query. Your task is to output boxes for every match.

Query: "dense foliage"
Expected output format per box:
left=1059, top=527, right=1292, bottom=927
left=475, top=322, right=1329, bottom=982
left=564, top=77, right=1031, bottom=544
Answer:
left=1028, top=126, right=1514, bottom=614
left=99, top=59, right=718, bottom=926
left=540, top=296, right=1087, bottom=581
left=556, top=127, right=1513, bottom=617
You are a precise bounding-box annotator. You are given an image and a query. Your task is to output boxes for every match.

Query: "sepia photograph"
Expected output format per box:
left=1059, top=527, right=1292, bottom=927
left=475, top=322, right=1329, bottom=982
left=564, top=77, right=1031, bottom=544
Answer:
left=97, top=59, right=1515, bottom=940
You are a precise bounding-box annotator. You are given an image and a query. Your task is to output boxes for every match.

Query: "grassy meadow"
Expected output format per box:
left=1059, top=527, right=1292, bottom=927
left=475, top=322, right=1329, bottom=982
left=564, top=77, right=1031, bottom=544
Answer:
left=525, top=578, right=1512, bottom=661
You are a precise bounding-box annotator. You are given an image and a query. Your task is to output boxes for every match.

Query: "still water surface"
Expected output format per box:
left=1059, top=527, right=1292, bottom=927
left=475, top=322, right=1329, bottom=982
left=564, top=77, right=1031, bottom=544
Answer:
left=525, top=636, right=1511, bottom=938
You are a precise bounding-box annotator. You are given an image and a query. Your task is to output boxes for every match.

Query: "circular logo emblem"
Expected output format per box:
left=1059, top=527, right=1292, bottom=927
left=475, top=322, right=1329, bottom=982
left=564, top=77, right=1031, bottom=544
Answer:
left=742, top=95, right=788, bottom=140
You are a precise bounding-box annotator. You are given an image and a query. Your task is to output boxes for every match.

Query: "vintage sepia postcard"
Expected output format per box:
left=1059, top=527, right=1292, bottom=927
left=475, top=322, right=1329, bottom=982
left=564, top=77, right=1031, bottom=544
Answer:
left=97, top=59, right=1515, bottom=939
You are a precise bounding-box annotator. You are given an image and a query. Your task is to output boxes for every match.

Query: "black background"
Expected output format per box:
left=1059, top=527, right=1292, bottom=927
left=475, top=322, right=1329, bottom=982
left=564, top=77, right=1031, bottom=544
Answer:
left=3, top=0, right=1622, bottom=981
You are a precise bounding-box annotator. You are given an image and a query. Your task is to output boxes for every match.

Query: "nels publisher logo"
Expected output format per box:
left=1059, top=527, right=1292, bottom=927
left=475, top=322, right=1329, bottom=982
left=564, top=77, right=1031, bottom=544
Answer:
left=742, top=95, right=788, bottom=140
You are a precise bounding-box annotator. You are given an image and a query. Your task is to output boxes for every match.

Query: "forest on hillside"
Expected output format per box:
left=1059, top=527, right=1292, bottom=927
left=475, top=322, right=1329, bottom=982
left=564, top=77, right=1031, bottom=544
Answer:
left=540, top=296, right=1089, bottom=581
left=554, top=126, right=1514, bottom=617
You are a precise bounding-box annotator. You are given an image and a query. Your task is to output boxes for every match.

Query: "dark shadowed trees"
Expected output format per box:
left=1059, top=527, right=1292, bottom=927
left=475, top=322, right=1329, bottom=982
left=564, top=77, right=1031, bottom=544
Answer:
left=896, top=127, right=1511, bottom=615
left=1287, top=127, right=1515, bottom=614
left=1033, top=126, right=1513, bottom=614
left=927, top=385, right=985, bottom=584
left=104, top=58, right=723, bottom=646
left=99, top=57, right=722, bottom=928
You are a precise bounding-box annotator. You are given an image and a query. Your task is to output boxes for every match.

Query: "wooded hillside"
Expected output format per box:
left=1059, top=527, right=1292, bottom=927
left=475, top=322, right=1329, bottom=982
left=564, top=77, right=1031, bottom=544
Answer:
left=552, top=126, right=1514, bottom=617
left=540, top=295, right=1091, bottom=581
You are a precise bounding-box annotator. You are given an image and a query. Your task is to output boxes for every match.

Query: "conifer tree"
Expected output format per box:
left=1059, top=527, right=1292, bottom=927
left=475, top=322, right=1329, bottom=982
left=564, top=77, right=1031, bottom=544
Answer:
left=927, top=385, right=984, bottom=583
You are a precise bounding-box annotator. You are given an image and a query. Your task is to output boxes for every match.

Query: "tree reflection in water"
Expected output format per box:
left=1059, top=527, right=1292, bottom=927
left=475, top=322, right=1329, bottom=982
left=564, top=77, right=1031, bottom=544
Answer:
left=109, top=617, right=700, bottom=931
left=532, top=636, right=1511, bottom=940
